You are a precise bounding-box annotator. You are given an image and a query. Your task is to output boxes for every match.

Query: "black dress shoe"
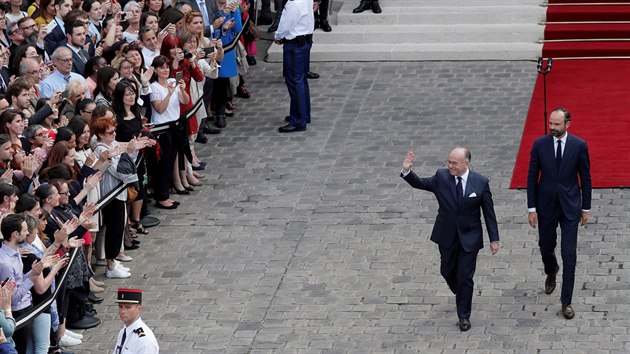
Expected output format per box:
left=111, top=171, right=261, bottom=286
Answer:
left=184, top=186, right=194, bottom=192
left=562, top=304, right=575, bottom=319
left=140, top=215, right=160, bottom=228
left=195, top=135, right=208, bottom=144
left=278, top=124, right=306, bottom=133
left=87, top=293, right=104, bottom=303
left=372, top=0, right=382, bottom=13
left=155, top=202, right=178, bottom=210
left=173, top=187, right=190, bottom=195
left=319, top=19, right=332, bottom=32
left=257, top=15, right=273, bottom=25
left=215, top=116, right=227, bottom=128
left=307, top=71, right=320, bottom=79
left=353, top=0, right=371, bottom=13
left=124, top=244, right=139, bottom=250
left=67, top=316, right=101, bottom=330
left=545, top=274, right=557, bottom=294
left=132, top=240, right=140, bottom=245
left=459, top=318, right=471, bottom=331
left=246, top=56, right=256, bottom=66
left=204, top=121, right=222, bottom=134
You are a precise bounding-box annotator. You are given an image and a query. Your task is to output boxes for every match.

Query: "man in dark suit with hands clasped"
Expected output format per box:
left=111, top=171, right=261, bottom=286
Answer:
left=401, top=147, right=500, bottom=331
left=527, top=107, right=592, bottom=320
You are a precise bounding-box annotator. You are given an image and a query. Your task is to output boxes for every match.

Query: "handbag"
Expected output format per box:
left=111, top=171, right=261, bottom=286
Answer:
left=244, top=21, right=261, bottom=42
left=126, top=185, right=138, bottom=202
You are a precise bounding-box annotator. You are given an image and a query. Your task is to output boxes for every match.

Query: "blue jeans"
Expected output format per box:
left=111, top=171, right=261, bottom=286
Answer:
left=283, top=39, right=312, bottom=128
left=26, top=312, right=51, bottom=354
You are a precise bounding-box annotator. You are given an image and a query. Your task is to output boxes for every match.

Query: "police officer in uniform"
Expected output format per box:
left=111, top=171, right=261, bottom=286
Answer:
left=274, top=0, right=317, bottom=133
left=114, top=288, right=159, bottom=353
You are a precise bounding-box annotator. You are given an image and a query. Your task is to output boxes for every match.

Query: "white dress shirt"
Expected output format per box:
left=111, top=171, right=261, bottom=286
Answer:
left=274, top=0, right=314, bottom=41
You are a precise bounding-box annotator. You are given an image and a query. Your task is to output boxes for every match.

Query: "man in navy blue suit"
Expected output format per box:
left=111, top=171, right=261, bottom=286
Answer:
left=401, top=147, right=500, bottom=331
left=527, top=107, right=592, bottom=320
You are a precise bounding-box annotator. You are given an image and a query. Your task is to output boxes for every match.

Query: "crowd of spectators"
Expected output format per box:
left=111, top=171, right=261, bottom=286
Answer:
left=0, top=0, right=259, bottom=351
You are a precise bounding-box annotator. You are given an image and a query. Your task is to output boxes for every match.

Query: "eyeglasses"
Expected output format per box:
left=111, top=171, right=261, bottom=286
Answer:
left=82, top=110, right=93, bottom=114
left=19, top=24, right=38, bottom=31
left=56, top=58, right=73, bottom=63
left=445, top=160, right=468, bottom=167
left=59, top=191, right=69, bottom=195
left=8, top=28, right=22, bottom=35
left=35, top=132, right=45, bottom=137
left=103, top=130, right=116, bottom=136
left=27, top=69, right=40, bottom=75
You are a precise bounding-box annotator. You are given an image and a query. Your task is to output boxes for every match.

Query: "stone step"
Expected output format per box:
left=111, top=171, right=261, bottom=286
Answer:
left=337, top=6, right=547, bottom=25
left=375, top=0, right=543, bottom=6
left=311, top=24, right=543, bottom=44
left=266, top=42, right=543, bottom=62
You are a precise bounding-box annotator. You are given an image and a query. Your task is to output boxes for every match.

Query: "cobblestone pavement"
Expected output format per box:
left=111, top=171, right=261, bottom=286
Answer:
left=75, top=59, right=630, bottom=353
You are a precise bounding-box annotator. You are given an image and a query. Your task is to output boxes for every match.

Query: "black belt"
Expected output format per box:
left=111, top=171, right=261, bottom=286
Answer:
left=284, top=34, right=313, bottom=44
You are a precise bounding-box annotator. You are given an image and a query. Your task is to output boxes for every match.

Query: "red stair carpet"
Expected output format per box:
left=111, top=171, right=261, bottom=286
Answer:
left=510, top=1, right=630, bottom=188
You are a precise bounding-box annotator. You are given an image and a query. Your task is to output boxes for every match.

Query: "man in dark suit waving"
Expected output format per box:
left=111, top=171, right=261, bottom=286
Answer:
left=401, top=147, right=500, bottom=331
left=527, top=107, right=592, bottom=320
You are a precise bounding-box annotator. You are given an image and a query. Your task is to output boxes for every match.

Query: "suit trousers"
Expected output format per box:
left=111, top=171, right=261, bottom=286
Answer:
left=438, top=240, right=479, bottom=320
left=537, top=201, right=579, bottom=305
left=283, top=40, right=312, bottom=129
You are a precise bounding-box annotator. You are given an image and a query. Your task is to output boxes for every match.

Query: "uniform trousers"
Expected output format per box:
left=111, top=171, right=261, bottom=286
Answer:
left=283, top=38, right=312, bottom=129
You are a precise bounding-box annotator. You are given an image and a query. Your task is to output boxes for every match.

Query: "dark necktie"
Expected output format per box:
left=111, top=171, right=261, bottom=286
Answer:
left=117, top=329, right=126, bottom=353
left=78, top=50, right=88, bottom=64
left=456, top=176, right=463, bottom=203
left=556, top=140, right=562, bottom=171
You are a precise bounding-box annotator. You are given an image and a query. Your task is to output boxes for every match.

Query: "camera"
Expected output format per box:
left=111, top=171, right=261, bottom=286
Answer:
left=183, top=50, right=194, bottom=59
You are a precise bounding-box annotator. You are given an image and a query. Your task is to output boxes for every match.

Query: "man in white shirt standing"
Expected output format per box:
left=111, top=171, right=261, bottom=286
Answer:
left=113, top=288, right=159, bottom=354
left=274, top=0, right=316, bottom=133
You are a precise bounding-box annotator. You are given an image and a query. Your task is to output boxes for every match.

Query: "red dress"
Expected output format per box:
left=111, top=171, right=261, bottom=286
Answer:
left=171, top=60, right=204, bottom=134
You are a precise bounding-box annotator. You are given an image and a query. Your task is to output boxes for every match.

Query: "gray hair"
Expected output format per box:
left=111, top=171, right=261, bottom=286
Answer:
left=19, top=58, right=39, bottom=75
left=123, top=1, right=140, bottom=12
left=51, top=46, right=72, bottom=61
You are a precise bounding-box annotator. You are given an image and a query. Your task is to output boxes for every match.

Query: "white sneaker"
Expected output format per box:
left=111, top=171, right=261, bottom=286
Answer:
left=106, top=267, right=131, bottom=278
left=59, top=333, right=82, bottom=347
left=65, top=329, right=83, bottom=340
left=115, top=260, right=130, bottom=272
left=116, top=254, right=133, bottom=262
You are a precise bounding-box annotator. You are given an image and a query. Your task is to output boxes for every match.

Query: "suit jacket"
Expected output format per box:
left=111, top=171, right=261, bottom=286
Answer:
left=181, top=0, right=218, bottom=37
left=44, top=23, right=65, bottom=56
left=527, top=134, right=592, bottom=220
left=402, top=168, right=500, bottom=253
left=0, top=67, right=9, bottom=94
left=66, top=45, right=89, bottom=75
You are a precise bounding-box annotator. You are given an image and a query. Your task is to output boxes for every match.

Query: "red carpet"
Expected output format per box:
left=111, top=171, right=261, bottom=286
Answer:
left=510, top=59, right=630, bottom=189
left=547, top=5, right=630, bottom=22
left=545, top=23, right=630, bottom=41
left=512, top=0, right=630, bottom=188
left=549, top=0, right=630, bottom=3
left=510, top=59, right=630, bottom=188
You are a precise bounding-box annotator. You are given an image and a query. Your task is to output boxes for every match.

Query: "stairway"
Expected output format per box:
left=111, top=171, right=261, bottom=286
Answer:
left=542, top=0, right=630, bottom=58
left=265, top=0, right=545, bottom=62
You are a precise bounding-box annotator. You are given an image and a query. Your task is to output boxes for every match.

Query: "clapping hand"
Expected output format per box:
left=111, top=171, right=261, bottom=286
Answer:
left=0, top=168, right=12, bottom=183
left=140, top=67, right=154, bottom=86
left=41, top=253, right=61, bottom=268
left=84, top=172, right=102, bottom=191
left=67, top=236, right=85, bottom=248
